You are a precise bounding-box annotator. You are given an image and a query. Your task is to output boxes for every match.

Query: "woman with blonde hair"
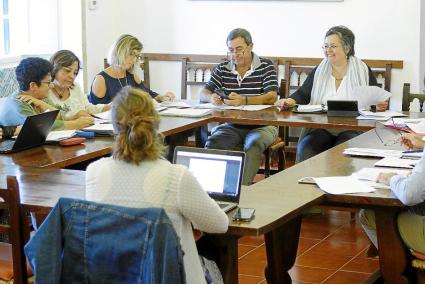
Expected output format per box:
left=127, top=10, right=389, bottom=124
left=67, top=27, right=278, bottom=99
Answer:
left=85, top=87, right=228, bottom=284
left=89, top=34, right=175, bottom=104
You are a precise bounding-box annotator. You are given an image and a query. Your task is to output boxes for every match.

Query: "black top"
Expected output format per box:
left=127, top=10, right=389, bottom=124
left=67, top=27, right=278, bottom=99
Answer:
left=289, top=66, right=379, bottom=105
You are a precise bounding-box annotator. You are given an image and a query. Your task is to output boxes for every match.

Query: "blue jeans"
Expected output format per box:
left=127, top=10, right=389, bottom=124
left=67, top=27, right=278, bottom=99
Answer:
left=205, top=123, right=278, bottom=185
left=297, top=129, right=361, bottom=162
left=25, top=198, right=186, bottom=284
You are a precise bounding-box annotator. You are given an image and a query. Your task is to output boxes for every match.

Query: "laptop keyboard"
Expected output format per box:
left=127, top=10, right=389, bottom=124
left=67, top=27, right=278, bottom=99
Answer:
left=0, top=140, right=15, bottom=152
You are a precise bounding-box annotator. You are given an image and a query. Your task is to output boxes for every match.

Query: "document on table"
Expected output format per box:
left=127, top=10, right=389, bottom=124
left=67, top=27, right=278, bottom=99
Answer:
left=352, top=168, right=411, bottom=189
left=343, top=147, right=402, bottom=158
left=82, top=123, right=114, bottom=135
left=357, top=110, right=407, bottom=120
left=405, top=119, right=425, bottom=134
left=313, top=176, right=375, bottom=194
left=294, top=104, right=325, bottom=113
left=93, top=110, right=111, bottom=121
left=159, top=108, right=212, bottom=117
left=374, top=157, right=419, bottom=169
left=160, top=101, right=192, bottom=108
left=46, top=130, right=77, bottom=142
left=194, top=103, right=273, bottom=111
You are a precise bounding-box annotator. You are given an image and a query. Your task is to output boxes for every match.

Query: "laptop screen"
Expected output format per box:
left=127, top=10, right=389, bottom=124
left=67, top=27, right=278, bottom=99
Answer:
left=173, top=147, right=245, bottom=201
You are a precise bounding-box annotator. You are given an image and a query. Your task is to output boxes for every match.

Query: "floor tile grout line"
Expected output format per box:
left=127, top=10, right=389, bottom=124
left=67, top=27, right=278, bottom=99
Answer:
left=238, top=244, right=262, bottom=260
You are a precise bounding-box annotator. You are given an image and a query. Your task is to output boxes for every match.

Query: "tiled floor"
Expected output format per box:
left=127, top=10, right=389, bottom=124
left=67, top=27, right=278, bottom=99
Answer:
left=237, top=210, right=380, bottom=284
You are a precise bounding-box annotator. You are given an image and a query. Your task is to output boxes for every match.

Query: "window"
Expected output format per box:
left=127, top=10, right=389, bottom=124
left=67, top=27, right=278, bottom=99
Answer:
left=0, top=0, right=10, bottom=55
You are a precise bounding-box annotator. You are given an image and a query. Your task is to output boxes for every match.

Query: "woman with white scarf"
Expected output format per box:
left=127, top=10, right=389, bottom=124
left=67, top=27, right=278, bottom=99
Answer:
left=276, top=26, right=388, bottom=162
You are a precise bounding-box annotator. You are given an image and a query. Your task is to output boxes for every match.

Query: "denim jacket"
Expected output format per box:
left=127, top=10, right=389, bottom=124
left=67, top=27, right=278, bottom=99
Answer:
left=24, top=198, right=186, bottom=284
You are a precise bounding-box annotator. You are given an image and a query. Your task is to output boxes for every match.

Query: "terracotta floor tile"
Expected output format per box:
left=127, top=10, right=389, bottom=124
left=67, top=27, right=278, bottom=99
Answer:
left=238, top=245, right=267, bottom=277
left=239, top=235, right=264, bottom=246
left=239, top=244, right=256, bottom=259
left=297, top=237, right=321, bottom=256
left=321, top=271, right=372, bottom=284
left=296, top=252, right=351, bottom=270
left=341, top=256, right=380, bottom=274
left=289, top=265, right=335, bottom=283
left=308, top=240, right=368, bottom=258
left=238, top=274, right=264, bottom=284
left=325, top=223, right=370, bottom=244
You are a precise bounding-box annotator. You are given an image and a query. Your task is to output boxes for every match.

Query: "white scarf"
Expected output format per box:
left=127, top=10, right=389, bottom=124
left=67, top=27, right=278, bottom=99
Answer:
left=310, top=56, right=369, bottom=105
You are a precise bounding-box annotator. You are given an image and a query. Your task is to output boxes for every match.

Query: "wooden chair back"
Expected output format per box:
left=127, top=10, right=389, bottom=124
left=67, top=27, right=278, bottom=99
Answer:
left=0, top=176, right=30, bottom=284
left=402, top=83, right=425, bottom=112
left=103, top=57, right=150, bottom=88
left=180, top=57, right=224, bottom=100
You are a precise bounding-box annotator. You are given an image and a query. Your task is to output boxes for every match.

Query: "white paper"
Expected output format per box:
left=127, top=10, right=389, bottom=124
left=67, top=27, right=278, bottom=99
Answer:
left=93, top=110, right=111, bottom=121
left=374, top=157, right=419, bottom=169
left=406, top=119, right=425, bottom=134
left=160, top=101, right=192, bottom=108
left=359, top=110, right=407, bottom=118
left=159, top=108, right=212, bottom=117
left=296, top=104, right=324, bottom=112
left=352, top=86, right=392, bottom=110
left=46, top=130, right=76, bottom=141
left=194, top=103, right=273, bottom=111
left=313, top=176, right=375, bottom=194
left=353, top=168, right=411, bottom=182
left=343, top=147, right=402, bottom=158
left=83, top=123, right=114, bottom=132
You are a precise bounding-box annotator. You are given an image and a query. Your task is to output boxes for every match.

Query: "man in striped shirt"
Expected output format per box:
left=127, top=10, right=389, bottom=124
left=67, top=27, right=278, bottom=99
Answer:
left=200, top=28, right=278, bottom=185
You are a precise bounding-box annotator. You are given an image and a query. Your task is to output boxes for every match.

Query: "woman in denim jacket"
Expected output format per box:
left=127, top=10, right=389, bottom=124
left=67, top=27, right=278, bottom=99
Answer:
left=85, top=87, right=229, bottom=284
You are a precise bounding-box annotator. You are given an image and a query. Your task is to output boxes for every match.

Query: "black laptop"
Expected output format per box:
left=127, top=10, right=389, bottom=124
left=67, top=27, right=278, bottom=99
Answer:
left=0, top=110, right=59, bottom=154
left=173, top=146, right=245, bottom=212
left=327, top=100, right=359, bottom=117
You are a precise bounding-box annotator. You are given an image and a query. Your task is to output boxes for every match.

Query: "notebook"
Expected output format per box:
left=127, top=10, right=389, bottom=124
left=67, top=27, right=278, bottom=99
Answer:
left=173, top=146, right=245, bottom=212
left=0, top=110, right=59, bottom=154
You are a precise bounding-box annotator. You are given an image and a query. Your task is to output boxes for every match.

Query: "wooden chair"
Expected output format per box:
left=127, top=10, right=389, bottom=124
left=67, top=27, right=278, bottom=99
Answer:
left=103, top=57, right=150, bottom=88
left=402, top=83, right=425, bottom=112
left=411, top=250, right=425, bottom=284
left=0, top=176, right=32, bottom=284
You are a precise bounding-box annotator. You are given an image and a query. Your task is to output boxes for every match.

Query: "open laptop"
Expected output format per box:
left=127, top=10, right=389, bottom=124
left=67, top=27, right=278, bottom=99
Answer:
left=173, top=146, right=245, bottom=212
left=0, top=110, right=59, bottom=154
left=327, top=100, right=359, bottom=117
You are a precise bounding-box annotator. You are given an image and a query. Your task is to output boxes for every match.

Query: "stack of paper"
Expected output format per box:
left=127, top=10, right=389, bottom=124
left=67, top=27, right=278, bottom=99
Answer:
left=352, top=168, right=411, bottom=189
left=294, top=104, right=325, bottom=113
left=343, top=148, right=402, bottom=158
left=374, top=156, right=419, bottom=169
left=194, top=103, right=273, bottom=111
left=313, top=176, right=375, bottom=194
left=46, top=130, right=77, bottom=142
left=357, top=110, right=407, bottom=121
left=82, top=123, right=114, bottom=136
left=159, top=108, right=212, bottom=118
left=160, top=101, right=192, bottom=108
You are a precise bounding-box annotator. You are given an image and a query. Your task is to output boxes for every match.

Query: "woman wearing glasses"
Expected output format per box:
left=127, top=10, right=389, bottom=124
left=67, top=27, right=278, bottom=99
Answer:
left=275, top=26, right=388, bottom=161
left=0, top=57, right=93, bottom=130
left=48, top=50, right=110, bottom=119
left=360, top=133, right=425, bottom=256
left=89, top=34, right=175, bottom=104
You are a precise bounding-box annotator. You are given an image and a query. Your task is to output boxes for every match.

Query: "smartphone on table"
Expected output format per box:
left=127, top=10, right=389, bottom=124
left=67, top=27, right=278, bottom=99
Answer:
left=232, top=207, right=255, bottom=222
left=215, top=89, right=230, bottom=100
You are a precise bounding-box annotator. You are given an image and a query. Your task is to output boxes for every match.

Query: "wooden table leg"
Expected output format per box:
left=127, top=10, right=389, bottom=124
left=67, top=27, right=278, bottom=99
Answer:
left=264, top=214, right=302, bottom=284
left=375, top=208, right=411, bottom=284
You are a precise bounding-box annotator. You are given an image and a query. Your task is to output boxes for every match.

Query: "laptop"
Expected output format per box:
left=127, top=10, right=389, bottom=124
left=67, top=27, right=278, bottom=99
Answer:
left=173, top=146, right=245, bottom=212
left=0, top=110, right=59, bottom=154
left=327, top=100, right=359, bottom=117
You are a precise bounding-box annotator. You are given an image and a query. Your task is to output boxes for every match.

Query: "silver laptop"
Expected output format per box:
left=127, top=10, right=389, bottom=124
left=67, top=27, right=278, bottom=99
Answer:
left=0, top=110, right=59, bottom=154
left=173, top=146, right=245, bottom=212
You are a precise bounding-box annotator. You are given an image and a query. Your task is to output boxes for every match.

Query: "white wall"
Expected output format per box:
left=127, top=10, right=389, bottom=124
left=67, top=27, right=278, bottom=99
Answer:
left=83, top=0, right=422, bottom=110
left=420, top=1, right=425, bottom=92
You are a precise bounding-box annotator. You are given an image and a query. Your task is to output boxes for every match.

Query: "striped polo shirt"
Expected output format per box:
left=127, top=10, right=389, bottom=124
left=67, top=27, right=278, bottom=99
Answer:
left=205, top=52, right=278, bottom=96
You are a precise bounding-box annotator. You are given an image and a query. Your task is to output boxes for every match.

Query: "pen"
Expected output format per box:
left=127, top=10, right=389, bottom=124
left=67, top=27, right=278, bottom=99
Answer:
left=90, top=114, right=102, bottom=119
left=402, top=149, right=423, bottom=154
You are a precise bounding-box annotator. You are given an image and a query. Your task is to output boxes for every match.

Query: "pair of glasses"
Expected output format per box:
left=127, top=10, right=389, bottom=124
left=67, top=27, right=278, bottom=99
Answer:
left=374, top=117, right=402, bottom=146
left=39, top=81, right=54, bottom=87
left=130, top=52, right=143, bottom=61
left=227, top=46, right=248, bottom=57
left=321, top=44, right=340, bottom=51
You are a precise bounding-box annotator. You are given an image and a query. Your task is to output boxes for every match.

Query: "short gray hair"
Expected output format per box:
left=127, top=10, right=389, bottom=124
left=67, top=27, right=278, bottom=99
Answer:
left=325, top=26, right=355, bottom=57
left=226, top=28, right=252, bottom=45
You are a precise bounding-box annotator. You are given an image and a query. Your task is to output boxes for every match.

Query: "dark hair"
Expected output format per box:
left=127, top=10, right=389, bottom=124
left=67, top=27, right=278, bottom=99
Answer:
left=50, top=50, right=81, bottom=80
left=111, top=86, right=164, bottom=164
left=325, top=25, right=355, bottom=57
left=226, top=28, right=252, bottom=45
left=15, top=57, right=52, bottom=91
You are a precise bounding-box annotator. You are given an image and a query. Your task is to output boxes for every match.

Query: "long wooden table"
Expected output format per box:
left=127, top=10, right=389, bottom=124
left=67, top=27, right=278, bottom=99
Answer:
left=2, top=109, right=423, bottom=283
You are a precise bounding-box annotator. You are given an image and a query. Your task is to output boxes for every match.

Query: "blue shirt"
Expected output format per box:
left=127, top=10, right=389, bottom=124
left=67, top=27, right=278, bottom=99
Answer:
left=89, top=71, right=159, bottom=104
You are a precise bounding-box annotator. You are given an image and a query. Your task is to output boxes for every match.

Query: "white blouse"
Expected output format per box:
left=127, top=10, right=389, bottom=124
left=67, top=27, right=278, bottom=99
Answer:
left=85, top=157, right=229, bottom=284
left=47, top=83, right=106, bottom=119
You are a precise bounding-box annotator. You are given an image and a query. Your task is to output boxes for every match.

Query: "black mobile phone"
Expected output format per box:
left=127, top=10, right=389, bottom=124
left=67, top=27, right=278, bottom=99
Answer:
left=215, top=89, right=230, bottom=100
left=232, top=207, right=255, bottom=222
